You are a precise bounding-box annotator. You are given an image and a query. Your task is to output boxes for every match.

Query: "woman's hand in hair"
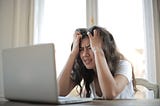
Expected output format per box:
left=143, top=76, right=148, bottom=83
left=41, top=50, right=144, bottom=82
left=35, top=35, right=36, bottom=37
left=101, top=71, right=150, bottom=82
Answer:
left=88, top=29, right=103, bottom=53
left=71, top=31, right=82, bottom=56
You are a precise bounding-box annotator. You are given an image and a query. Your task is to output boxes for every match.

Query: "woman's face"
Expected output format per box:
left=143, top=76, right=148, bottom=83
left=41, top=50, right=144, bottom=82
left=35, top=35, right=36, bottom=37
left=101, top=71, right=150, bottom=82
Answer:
left=79, top=37, right=96, bottom=70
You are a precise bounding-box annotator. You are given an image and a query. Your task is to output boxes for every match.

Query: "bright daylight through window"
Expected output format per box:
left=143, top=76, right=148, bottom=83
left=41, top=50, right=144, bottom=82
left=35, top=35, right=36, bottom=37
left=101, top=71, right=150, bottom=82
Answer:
left=35, top=0, right=86, bottom=76
left=98, top=0, right=146, bottom=79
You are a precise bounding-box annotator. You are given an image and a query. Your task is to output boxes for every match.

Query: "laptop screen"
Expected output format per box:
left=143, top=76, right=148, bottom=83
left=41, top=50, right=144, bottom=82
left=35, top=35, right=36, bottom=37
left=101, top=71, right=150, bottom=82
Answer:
left=2, top=43, right=58, bottom=103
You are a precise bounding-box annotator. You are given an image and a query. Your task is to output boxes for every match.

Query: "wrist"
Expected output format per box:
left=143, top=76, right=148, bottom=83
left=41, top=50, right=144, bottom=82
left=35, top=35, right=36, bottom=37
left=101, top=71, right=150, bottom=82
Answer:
left=93, top=47, right=104, bottom=56
left=92, top=47, right=103, bottom=53
left=70, top=51, right=78, bottom=58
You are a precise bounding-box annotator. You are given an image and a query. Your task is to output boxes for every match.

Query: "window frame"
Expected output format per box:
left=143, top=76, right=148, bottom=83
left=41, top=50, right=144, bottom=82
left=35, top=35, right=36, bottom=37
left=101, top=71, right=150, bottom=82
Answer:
left=87, top=0, right=160, bottom=83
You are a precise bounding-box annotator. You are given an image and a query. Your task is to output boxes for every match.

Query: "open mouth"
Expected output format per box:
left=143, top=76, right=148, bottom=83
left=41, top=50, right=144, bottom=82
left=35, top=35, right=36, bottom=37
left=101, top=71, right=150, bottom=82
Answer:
left=83, top=58, right=92, bottom=65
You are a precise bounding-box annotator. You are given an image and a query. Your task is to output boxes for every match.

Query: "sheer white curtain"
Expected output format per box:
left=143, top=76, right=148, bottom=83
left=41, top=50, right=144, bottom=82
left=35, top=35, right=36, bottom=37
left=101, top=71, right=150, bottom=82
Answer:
left=12, top=0, right=34, bottom=47
left=143, top=0, right=160, bottom=83
left=0, top=0, right=34, bottom=97
left=152, top=0, right=160, bottom=84
left=34, top=0, right=86, bottom=76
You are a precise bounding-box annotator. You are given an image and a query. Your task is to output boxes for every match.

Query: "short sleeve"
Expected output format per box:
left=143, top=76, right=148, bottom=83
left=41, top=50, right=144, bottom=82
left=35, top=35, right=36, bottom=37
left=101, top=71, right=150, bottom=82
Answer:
left=115, top=60, right=132, bottom=82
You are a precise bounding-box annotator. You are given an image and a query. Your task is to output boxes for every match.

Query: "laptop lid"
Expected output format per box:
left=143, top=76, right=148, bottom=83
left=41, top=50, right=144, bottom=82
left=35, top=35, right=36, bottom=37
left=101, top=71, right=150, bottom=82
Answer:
left=2, top=43, right=58, bottom=103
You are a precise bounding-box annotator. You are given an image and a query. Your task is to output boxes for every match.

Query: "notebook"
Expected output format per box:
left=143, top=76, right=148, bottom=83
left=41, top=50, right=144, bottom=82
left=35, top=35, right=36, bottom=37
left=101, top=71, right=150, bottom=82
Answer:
left=2, top=43, right=93, bottom=104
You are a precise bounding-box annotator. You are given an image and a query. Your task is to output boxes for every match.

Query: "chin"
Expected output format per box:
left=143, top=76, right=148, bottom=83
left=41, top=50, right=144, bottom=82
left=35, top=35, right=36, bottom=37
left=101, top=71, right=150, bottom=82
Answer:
left=85, top=65, right=94, bottom=69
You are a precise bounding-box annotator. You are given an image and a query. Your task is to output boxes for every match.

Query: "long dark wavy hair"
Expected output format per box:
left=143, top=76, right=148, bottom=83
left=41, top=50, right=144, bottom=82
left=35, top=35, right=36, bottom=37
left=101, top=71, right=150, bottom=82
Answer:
left=70, top=26, right=136, bottom=97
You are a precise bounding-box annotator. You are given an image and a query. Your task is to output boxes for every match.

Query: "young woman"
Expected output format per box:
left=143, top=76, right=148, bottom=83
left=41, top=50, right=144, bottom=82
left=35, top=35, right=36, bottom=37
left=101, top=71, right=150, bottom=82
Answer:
left=58, top=26, right=136, bottom=99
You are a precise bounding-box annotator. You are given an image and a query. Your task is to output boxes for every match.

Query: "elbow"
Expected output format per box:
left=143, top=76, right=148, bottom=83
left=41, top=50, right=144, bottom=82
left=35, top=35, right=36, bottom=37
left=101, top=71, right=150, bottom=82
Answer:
left=58, top=86, right=67, bottom=96
left=59, top=93, right=67, bottom=97
left=102, top=91, right=118, bottom=100
left=58, top=84, right=72, bottom=96
left=58, top=89, right=68, bottom=96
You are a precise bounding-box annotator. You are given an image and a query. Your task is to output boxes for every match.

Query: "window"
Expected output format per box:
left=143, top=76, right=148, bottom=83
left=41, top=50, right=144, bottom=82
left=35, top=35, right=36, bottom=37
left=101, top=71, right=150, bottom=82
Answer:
left=34, top=0, right=86, bottom=76
left=98, top=0, right=146, bottom=78
left=35, top=0, right=146, bottom=78
left=34, top=0, right=158, bottom=98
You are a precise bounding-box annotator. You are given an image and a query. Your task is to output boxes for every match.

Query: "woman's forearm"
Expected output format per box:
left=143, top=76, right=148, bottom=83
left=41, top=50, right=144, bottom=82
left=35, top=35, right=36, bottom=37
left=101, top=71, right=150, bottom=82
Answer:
left=58, top=52, right=77, bottom=96
left=94, top=49, right=118, bottom=99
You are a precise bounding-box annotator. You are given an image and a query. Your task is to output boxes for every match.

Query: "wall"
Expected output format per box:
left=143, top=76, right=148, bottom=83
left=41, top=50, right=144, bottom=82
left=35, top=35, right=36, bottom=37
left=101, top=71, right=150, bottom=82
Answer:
left=0, top=0, right=33, bottom=97
left=0, top=0, right=14, bottom=97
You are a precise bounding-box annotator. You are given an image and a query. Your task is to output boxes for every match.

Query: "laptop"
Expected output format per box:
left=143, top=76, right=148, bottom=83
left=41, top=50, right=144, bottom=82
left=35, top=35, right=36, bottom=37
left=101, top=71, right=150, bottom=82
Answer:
left=2, top=43, right=93, bottom=104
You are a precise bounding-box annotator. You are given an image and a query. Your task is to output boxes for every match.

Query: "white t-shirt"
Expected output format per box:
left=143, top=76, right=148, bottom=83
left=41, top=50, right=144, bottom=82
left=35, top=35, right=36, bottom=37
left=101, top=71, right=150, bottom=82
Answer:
left=114, top=60, right=134, bottom=99
left=85, top=60, right=135, bottom=99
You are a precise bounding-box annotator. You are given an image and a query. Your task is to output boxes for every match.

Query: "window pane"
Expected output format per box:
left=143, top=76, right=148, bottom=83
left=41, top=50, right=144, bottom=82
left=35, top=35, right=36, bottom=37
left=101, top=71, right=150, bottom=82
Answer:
left=36, top=0, right=86, bottom=75
left=98, top=0, right=146, bottom=78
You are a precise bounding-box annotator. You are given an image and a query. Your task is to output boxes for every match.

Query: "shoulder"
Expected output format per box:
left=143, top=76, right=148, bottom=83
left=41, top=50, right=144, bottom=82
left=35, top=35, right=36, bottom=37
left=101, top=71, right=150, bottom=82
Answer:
left=118, top=60, right=132, bottom=71
left=119, top=60, right=132, bottom=66
left=115, top=60, right=133, bottom=82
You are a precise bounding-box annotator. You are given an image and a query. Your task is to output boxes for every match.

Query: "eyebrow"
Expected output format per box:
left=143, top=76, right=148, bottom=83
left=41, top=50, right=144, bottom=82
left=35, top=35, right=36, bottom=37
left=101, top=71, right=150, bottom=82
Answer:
left=80, top=44, right=90, bottom=48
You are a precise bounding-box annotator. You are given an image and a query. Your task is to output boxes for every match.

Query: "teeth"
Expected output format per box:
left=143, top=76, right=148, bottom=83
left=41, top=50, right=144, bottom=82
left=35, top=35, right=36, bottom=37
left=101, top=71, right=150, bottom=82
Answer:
left=84, top=59, right=90, bottom=64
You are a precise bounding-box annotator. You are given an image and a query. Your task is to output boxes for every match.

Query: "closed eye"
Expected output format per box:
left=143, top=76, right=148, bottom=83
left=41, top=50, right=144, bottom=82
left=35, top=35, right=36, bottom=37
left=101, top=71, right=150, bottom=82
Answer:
left=79, top=44, right=91, bottom=52
left=79, top=47, right=84, bottom=51
left=86, top=44, right=91, bottom=49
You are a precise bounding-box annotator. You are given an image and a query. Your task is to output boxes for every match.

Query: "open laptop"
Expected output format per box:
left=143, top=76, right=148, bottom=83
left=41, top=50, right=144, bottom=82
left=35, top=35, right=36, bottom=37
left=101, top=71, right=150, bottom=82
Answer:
left=2, top=43, right=93, bottom=104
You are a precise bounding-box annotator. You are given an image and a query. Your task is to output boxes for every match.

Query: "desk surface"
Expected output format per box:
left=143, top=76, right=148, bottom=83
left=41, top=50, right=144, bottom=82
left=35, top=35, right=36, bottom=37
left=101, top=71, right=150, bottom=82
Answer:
left=0, top=98, right=160, bottom=106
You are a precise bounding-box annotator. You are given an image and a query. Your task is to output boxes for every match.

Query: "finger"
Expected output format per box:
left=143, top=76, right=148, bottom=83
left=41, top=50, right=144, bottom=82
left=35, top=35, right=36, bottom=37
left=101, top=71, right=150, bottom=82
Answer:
left=93, top=29, right=100, bottom=39
left=97, top=29, right=100, bottom=36
left=75, top=31, right=81, bottom=35
left=73, top=31, right=81, bottom=40
left=77, top=34, right=82, bottom=40
left=87, top=31, right=93, bottom=38
left=93, top=29, right=98, bottom=37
